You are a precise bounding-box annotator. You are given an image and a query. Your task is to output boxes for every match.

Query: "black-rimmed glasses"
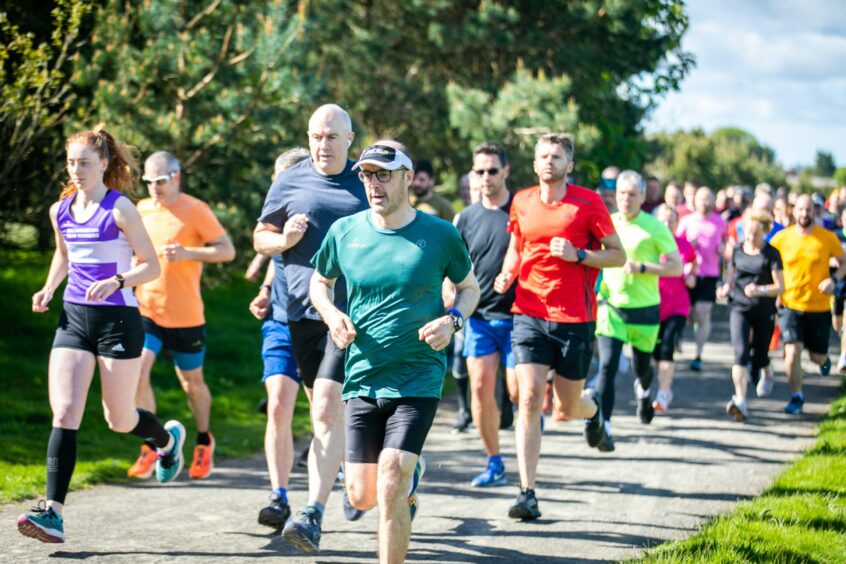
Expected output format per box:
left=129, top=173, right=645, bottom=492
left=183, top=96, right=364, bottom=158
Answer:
left=358, top=169, right=396, bottom=183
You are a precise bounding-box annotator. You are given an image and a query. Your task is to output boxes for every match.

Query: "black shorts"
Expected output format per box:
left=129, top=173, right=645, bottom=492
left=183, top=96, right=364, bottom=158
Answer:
left=345, top=396, right=439, bottom=463
left=689, top=276, right=719, bottom=304
left=289, top=318, right=345, bottom=389
left=142, top=317, right=205, bottom=353
left=511, top=314, right=594, bottom=380
left=53, top=302, right=144, bottom=359
left=835, top=297, right=844, bottom=317
left=653, top=315, right=686, bottom=362
left=779, top=308, right=831, bottom=355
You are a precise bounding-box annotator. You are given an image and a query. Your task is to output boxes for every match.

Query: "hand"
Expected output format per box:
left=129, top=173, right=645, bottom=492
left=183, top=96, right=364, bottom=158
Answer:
left=717, top=283, right=730, bottom=300
left=744, top=283, right=759, bottom=298
left=32, top=287, right=54, bottom=313
left=550, top=237, right=578, bottom=262
left=283, top=213, right=309, bottom=248
left=623, top=261, right=640, bottom=274
left=249, top=292, right=270, bottom=320
left=85, top=277, right=121, bottom=302
left=819, top=277, right=835, bottom=296
left=161, top=243, right=189, bottom=262
left=327, top=309, right=356, bottom=349
left=684, top=274, right=697, bottom=289
left=493, top=272, right=513, bottom=294
left=418, top=316, right=454, bottom=351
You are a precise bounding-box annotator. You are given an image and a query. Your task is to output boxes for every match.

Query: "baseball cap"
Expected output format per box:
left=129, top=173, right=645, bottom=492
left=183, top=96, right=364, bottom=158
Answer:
left=353, top=144, right=413, bottom=171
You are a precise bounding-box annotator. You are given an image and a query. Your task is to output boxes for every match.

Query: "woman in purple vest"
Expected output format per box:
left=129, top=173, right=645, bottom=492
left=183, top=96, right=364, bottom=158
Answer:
left=17, top=128, right=185, bottom=544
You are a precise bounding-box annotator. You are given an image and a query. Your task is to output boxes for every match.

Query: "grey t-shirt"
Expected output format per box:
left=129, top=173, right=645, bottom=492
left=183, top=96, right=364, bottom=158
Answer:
left=258, top=158, right=368, bottom=321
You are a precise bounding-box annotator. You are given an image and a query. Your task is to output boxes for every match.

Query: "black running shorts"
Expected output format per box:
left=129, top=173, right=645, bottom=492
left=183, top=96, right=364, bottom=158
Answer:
left=511, top=314, right=595, bottom=380
left=345, top=396, right=440, bottom=463
left=288, top=318, right=345, bottom=389
left=53, top=302, right=144, bottom=359
left=779, top=307, right=831, bottom=355
left=653, top=315, right=687, bottom=362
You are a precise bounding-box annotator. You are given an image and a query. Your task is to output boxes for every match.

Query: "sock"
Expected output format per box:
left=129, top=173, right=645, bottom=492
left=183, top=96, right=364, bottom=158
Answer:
left=46, top=428, right=77, bottom=505
left=129, top=409, right=170, bottom=449
left=143, top=439, right=157, bottom=451
left=196, top=432, right=211, bottom=446
left=456, top=377, right=470, bottom=413
left=273, top=487, right=288, bottom=503
left=306, top=502, right=325, bottom=522
left=604, top=420, right=612, bottom=435
left=488, top=454, right=504, bottom=469
left=793, top=391, right=804, bottom=401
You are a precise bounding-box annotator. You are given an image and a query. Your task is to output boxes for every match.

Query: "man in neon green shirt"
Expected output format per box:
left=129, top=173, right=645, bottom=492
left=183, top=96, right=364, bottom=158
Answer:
left=591, top=170, right=681, bottom=451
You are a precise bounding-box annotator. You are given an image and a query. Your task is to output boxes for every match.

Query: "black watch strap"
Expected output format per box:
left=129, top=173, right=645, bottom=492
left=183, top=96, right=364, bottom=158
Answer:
left=113, top=274, right=125, bottom=289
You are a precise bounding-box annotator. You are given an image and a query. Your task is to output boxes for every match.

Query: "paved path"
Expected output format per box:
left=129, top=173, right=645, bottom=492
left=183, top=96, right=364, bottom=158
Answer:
left=1, top=305, right=842, bottom=563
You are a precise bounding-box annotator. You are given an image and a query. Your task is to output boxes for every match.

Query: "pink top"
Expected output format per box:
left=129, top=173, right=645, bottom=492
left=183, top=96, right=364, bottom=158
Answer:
left=677, top=211, right=727, bottom=277
left=659, top=236, right=697, bottom=320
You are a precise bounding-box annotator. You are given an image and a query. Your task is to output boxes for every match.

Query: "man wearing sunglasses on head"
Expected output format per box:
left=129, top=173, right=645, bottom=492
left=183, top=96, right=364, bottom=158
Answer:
left=129, top=151, right=235, bottom=482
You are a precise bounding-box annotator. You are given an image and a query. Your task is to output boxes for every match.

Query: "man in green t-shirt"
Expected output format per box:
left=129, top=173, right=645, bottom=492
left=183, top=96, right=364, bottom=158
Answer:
left=310, top=140, right=480, bottom=563
left=591, top=170, right=681, bottom=451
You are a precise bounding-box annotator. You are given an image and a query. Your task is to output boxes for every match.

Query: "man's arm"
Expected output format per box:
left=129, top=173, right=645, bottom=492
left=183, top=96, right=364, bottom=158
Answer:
left=309, top=270, right=356, bottom=349
left=550, top=232, right=627, bottom=269
left=253, top=213, right=308, bottom=256
left=625, top=250, right=682, bottom=278
left=163, top=234, right=236, bottom=263
left=494, top=233, right=521, bottom=294
left=419, top=269, right=480, bottom=351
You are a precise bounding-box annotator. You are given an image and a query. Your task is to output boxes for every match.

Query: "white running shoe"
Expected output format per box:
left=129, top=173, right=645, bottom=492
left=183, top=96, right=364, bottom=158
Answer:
left=837, top=355, right=846, bottom=374
left=726, top=395, right=749, bottom=422
left=756, top=366, right=774, bottom=398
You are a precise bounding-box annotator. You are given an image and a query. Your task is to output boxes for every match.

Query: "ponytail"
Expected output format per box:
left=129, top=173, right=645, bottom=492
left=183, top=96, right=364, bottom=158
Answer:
left=60, top=126, right=138, bottom=199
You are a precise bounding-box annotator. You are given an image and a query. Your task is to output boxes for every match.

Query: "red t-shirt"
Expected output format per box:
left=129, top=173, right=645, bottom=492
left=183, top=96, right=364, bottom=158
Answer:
left=508, top=184, right=616, bottom=323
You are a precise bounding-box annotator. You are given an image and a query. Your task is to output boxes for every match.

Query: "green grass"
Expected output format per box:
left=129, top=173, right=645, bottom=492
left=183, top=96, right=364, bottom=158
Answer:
left=637, top=380, right=846, bottom=563
left=0, top=251, right=311, bottom=503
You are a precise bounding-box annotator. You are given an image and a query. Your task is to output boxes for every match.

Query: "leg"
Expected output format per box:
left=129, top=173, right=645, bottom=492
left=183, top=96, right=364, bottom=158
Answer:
left=514, top=363, right=546, bottom=489
left=264, top=375, right=300, bottom=491
left=467, top=354, right=501, bottom=457
left=592, top=336, right=623, bottom=422
left=134, top=348, right=158, bottom=413
left=785, top=343, right=803, bottom=393
left=694, top=301, right=713, bottom=360
left=657, top=361, right=675, bottom=392
left=174, top=366, right=212, bottom=433
left=376, top=448, right=418, bottom=564
left=345, top=462, right=379, bottom=511
left=98, top=356, right=145, bottom=432
left=308, top=378, right=345, bottom=506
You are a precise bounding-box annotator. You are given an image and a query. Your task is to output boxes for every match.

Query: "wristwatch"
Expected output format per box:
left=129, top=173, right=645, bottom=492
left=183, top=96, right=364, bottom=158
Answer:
left=260, top=284, right=272, bottom=293
left=639, top=262, right=647, bottom=274
left=113, top=273, right=125, bottom=289
left=575, top=249, right=587, bottom=264
left=447, top=307, right=464, bottom=333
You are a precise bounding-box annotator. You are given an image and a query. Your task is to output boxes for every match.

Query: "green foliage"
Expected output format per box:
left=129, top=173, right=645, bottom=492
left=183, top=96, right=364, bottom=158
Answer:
left=646, top=127, right=786, bottom=189
left=834, top=167, right=846, bottom=189
left=815, top=150, right=836, bottom=178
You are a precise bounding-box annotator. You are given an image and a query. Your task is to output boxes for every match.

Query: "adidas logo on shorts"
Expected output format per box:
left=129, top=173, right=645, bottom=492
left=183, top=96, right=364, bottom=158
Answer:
left=112, top=343, right=125, bottom=352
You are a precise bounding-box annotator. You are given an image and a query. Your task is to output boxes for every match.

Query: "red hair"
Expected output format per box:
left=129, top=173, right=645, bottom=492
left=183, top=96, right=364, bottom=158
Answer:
left=60, top=126, right=137, bottom=199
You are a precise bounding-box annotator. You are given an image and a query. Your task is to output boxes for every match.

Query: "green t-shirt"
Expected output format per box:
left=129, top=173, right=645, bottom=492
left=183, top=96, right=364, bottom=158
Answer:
left=312, top=209, right=472, bottom=401
left=600, top=211, right=678, bottom=309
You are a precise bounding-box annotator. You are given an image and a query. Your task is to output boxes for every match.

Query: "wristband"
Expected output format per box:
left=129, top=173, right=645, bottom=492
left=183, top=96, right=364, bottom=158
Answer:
left=446, top=307, right=464, bottom=332
left=113, top=274, right=125, bottom=289
left=260, top=284, right=271, bottom=292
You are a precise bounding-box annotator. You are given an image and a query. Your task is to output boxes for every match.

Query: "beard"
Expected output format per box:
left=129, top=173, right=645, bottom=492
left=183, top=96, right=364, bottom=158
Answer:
left=798, top=216, right=813, bottom=228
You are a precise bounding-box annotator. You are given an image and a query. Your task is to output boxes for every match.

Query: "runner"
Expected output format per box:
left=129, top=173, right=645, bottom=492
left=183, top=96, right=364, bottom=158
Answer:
left=834, top=207, right=846, bottom=373
left=770, top=194, right=846, bottom=414
left=19, top=128, right=183, bottom=544
left=677, top=187, right=727, bottom=372
left=410, top=159, right=456, bottom=221
left=717, top=210, right=783, bottom=421
left=247, top=147, right=310, bottom=528
left=128, top=151, right=235, bottom=481
left=454, top=142, right=516, bottom=487
left=494, top=133, right=626, bottom=520
left=310, top=140, right=479, bottom=563
left=254, top=104, right=368, bottom=553
left=592, top=172, right=680, bottom=451
left=598, top=165, right=620, bottom=212
left=652, top=204, right=697, bottom=413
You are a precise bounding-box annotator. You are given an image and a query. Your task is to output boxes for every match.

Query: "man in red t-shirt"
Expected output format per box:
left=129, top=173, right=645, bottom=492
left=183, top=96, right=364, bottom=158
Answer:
left=494, top=133, right=626, bottom=521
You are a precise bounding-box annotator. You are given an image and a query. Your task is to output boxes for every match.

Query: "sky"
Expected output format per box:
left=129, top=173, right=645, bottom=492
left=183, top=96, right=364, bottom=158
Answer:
left=644, top=0, right=846, bottom=170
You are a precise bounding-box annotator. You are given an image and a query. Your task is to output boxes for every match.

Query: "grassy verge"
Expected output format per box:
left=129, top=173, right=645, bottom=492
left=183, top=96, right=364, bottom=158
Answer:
left=0, top=251, right=311, bottom=503
left=636, top=378, right=846, bottom=563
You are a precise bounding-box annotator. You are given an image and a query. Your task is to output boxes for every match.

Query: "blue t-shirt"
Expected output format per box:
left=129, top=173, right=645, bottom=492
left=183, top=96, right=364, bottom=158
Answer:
left=268, top=254, right=289, bottom=324
left=258, top=158, right=368, bottom=322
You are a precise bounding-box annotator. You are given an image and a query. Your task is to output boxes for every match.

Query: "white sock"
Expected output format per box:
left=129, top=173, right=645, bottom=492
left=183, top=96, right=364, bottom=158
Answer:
left=603, top=420, right=612, bottom=435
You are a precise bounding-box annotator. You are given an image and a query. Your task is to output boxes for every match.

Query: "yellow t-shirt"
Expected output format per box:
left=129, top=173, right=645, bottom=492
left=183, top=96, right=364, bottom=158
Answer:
left=770, top=225, right=843, bottom=312
left=135, top=193, right=226, bottom=327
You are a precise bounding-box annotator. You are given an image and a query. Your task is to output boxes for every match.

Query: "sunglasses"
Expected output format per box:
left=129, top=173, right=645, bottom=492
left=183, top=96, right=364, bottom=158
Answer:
left=473, top=168, right=500, bottom=176
left=141, top=171, right=177, bottom=186
left=358, top=169, right=397, bottom=183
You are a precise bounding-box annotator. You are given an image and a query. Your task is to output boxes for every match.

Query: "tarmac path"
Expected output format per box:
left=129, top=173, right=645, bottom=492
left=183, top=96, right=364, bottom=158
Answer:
left=1, top=305, right=841, bottom=563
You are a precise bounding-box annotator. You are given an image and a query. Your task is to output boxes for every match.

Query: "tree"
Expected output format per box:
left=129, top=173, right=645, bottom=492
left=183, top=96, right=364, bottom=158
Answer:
left=834, top=167, right=846, bottom=188
left=646, top=128, right=785, bottom=189
left=815, top=150, right=836, bottom=177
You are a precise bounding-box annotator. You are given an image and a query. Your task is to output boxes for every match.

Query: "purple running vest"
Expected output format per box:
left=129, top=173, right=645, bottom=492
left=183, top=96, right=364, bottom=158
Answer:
left=57, top=189, right=139, bottom=307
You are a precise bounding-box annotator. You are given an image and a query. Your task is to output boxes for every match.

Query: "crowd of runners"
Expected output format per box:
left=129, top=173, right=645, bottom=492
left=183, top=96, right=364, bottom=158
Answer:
left=16, top=103, right=846, bottom=563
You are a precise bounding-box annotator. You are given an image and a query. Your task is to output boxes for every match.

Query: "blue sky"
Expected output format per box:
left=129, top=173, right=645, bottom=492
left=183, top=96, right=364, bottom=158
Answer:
left=645, top=0, right=846, bottom=169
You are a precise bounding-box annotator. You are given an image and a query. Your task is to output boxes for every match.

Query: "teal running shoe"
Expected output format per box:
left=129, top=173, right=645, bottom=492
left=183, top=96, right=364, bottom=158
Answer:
left=408, top=456, right=426, bottom=521
left=17, top=500, right=64, bottom=543
left=282, top=506, right=322, bottom=554
left=156, top=420, right=186, bottom=483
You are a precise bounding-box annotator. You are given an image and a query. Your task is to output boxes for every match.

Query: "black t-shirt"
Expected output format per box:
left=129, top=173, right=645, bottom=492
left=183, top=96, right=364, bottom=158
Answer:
left=455, top=195, right=515, bottom=320
left=729, top=243, right=783, bottom=312
left=258, top=158, right=368, bottom=321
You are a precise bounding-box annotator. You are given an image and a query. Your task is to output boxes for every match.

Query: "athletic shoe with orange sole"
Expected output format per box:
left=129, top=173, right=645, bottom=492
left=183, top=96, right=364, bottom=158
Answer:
left=127, top=444, right=158, bottom=479
left=189, top=433, right=215, bottom=479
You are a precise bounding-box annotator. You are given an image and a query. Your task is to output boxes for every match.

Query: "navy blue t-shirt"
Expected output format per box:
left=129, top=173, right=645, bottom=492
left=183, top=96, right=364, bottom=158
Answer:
left=259, top=158, right=368, bottom=322
left=268, top=254, right=289, bottom=324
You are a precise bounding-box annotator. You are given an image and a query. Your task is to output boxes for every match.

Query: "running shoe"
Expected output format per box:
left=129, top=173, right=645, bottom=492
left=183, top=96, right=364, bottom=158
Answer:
left=508, top=488, right=541, bottom=521
left=156, top=420, right=186, bottom=483
left=653, top=390, right=673, bottom=414
left=689, top=357, right=702, bottom=372
left=756, top=366, right=775, bottom=398
left=407, top=457, right=426, bottom=522
left=726, top=395, right=749, bottom=422
left=17, top=501, right=64, bottom=543
left=597, top=431, right=615, bottom=453
left=634, top=380, right=655, bottom=424
left=583, top=389, right=605, bottom=448
left=838, top=355, right=846, bottom=374
left=819, top=356, right=832, bottom=377
left=451, top=409, right=473, bottom=434
left=471, top=461, right=507, bottom=487
left=258, top=491, right=291, bottom=529
left=127, top=444, right=157, bottom=479
left=342, top=491, right=365, bottom=521
left=408, top=492, right=420, bottom=522
left=282, top=506, right=322, bottom=554
left=784, top=394, right=804, bottom=415
left=188, top=433, right=215, bottom=480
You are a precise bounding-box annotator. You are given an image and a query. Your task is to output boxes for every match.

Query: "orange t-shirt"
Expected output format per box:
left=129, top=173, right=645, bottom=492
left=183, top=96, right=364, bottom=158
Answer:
left=508, top=184, right=616, bottom=323
left=136, top=193, right=226, bottom=327
left=770, top=225, right=843, bottom=312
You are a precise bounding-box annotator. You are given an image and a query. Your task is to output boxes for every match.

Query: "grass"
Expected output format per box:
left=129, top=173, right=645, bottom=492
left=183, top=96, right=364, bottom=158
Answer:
left=0, top=251, right=311, bottom=503
left=636, top=378, right=846, bottom=563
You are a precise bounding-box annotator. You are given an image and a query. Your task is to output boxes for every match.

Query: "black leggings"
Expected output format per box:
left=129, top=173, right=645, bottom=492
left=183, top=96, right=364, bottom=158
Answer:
left=595, top=336, right=654, bottom=422
left=729, top=307, right=774, bottom=378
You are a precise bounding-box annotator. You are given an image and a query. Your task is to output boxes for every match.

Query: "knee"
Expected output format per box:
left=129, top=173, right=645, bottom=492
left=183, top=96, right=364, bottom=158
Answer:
left=52, top=406, right=83, bottom=429
left=105, top=411, right=137, bottom=434
left=518, top=390, right=543, bottom=416
left=266, top=397, right=293, bottom=425
left=311, top=398, right=340, bottom=429
left=377, top=463, right=409, bottom=504
left=347, top=482, right=376, bottom=510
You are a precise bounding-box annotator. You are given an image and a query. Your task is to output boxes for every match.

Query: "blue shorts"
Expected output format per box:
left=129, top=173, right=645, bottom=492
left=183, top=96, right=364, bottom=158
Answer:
left=142, top=317, right=205, bottom=371
left=463, top=317, right=515, bottom=369
left=262, top=319, right=300, bottom=383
